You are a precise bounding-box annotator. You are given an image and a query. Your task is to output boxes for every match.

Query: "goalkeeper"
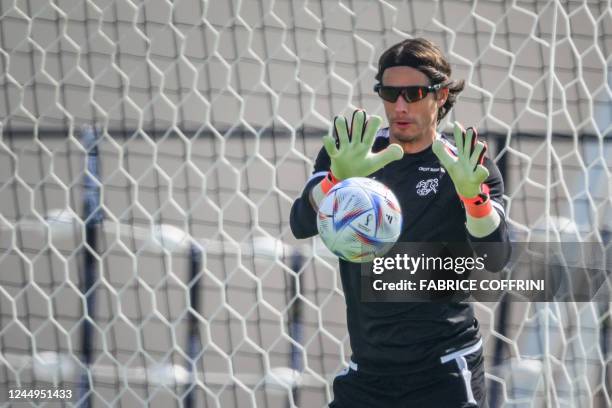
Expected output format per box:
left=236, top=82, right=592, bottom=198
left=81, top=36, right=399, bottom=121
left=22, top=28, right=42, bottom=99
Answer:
left=290, top=38, right=511, bottom=407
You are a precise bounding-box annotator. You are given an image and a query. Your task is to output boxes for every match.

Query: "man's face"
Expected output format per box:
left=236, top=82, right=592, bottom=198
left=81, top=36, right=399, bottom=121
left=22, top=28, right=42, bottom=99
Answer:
left=380, top=66, right=447, bottom=144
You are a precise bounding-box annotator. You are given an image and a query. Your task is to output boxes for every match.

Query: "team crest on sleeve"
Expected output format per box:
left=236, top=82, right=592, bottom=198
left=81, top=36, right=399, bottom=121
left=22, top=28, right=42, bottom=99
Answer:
left=416, top=178, right=439, bottom=196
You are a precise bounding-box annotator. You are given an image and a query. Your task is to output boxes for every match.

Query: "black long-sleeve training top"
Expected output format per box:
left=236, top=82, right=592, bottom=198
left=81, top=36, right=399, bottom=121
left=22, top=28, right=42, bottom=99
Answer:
left=290, top=127, right=511, bottom=375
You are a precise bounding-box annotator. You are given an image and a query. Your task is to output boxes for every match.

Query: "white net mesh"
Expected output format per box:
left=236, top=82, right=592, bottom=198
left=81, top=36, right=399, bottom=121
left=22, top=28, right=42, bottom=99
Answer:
left=0, top=0, right=610, bottom=407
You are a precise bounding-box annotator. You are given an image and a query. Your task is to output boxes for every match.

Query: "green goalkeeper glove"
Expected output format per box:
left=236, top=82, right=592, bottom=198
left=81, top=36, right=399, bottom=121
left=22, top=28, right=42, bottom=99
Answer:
left=322, top=110, right=404, bottom=180
left=433, top=122, right=501, bottom=238
left=432, top=122, right=489, bottom=199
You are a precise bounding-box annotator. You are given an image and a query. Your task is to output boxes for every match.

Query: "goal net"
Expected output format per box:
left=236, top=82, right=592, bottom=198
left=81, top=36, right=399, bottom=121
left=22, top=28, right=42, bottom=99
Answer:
left=0, top=0, right=610, bottom=407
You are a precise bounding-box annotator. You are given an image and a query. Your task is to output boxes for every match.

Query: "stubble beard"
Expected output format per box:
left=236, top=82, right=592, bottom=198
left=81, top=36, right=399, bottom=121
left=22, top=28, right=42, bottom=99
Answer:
left=390, top=127, right=424, bottom=146
left=392, top=131, right=420, bottom=144
left=389, top=122, right=438, bottom=153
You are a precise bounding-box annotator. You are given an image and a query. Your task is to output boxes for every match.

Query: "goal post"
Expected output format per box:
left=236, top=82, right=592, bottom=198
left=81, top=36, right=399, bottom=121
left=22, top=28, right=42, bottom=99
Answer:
left=0, top=1, right=610, bottom=407
left=79, top=124, right=103, bottom=408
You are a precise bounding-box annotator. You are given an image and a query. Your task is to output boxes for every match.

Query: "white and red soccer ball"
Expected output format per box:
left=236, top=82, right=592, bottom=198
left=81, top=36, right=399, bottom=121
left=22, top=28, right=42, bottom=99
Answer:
left=317, top=177, right=403, bottom=263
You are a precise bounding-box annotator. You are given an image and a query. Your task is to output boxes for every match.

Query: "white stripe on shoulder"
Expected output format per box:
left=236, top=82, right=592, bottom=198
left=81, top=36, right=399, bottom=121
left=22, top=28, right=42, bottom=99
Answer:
left=491, top=200, right=506, bottom=216
left=437, top=133, right=458, bottom=155
left=376, top=127, right=390, bottom=139
left=307, top=171, right=328, bottom=183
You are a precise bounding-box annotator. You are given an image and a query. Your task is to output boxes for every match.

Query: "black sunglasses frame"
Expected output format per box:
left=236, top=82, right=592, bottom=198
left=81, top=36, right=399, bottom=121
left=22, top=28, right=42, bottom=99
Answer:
left=373, top=83, right=443, bottom=103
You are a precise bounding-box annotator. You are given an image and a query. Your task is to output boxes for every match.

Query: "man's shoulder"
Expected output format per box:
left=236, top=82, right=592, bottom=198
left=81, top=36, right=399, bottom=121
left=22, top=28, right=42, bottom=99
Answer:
left=373, top=127, right=390, bottom=151
left=436, top=132, right=459, bottom=154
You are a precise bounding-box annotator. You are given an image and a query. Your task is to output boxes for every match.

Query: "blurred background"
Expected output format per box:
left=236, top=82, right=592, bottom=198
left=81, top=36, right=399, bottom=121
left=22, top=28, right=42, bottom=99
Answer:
left=0, top=0, right=610, bottom=407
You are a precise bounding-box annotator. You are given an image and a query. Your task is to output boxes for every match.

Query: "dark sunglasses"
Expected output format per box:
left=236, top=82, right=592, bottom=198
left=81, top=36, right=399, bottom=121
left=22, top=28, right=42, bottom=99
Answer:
left=373, top=83, right=443, bottom=103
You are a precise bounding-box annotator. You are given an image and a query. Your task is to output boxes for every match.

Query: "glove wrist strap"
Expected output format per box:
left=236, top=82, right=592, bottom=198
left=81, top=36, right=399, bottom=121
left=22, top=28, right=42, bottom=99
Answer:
left=459, top=184, right=492, bottom=218
left=310, top=172, right=339, bottom=210
left=320, top=172, right=340, bottom=194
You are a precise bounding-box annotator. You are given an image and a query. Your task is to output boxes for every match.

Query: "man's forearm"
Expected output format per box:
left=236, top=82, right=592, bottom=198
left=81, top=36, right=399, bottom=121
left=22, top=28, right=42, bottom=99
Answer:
left=291, top=174, right=331, bottom=239
left=465, top=208, right=500, bottom=238
left=309, top=172, right=339, bottom=210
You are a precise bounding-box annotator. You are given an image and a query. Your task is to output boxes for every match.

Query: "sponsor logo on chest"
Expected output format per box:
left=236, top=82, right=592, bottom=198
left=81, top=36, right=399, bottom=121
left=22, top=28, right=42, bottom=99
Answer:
left=418, top=166, right=444, bottom=173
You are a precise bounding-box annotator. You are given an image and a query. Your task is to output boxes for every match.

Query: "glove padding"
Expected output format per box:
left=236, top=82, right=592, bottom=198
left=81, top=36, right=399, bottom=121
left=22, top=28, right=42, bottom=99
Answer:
left=432, top=122, right=489, bottom=199
left=322, top=110, right=403, bottom=180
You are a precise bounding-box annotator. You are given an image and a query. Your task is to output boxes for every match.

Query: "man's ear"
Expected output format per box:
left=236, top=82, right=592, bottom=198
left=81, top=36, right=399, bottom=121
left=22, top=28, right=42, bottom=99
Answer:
left=437, top=87, right=449, bottom=107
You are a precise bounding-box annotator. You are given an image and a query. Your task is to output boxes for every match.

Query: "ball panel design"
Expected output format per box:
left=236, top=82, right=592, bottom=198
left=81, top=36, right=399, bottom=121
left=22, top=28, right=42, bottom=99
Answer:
left=316, top=177, right=403, bottom=263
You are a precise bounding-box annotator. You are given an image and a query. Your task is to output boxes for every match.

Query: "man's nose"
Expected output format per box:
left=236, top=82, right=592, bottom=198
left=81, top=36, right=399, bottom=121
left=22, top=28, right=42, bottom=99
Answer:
left=394, top=96, right=409, bottom=113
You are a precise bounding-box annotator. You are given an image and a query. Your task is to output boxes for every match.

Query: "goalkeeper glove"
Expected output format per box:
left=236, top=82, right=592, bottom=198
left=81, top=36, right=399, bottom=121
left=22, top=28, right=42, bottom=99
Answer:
left=310, top=110, right=403, bottom=208
left=432, top=122, right=489, bottom=200
left=323, top=110, right=404, bottom=180
left=433, top=122, right=500, bottom=237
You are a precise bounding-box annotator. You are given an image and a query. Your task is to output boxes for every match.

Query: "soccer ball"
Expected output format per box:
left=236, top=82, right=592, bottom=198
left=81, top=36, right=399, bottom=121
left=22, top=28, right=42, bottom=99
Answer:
left=317, top=177, right=402, bottom=263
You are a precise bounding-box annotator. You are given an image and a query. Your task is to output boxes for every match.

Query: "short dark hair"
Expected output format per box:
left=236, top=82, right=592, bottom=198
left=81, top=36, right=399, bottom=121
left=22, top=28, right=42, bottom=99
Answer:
left=375, top=38, right=464, bottom=123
